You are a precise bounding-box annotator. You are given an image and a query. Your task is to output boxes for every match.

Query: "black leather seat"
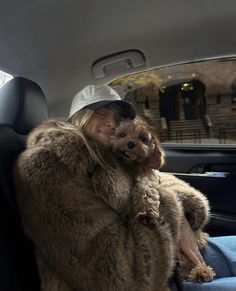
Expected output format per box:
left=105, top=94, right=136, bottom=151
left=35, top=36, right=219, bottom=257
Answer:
left=0, top=77, right=48, bottom=290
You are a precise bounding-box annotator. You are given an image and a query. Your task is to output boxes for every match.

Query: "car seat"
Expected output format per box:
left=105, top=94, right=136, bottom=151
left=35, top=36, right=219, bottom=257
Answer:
left=0, top=77, right=48, bottom=290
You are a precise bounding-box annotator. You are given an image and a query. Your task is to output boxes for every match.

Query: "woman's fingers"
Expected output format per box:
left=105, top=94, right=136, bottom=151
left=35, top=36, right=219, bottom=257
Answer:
left=188, top=248, right=203, bottom=265
left=195, top=246, right=204, bottom=263
left=178, top=216, right=205, bottom=266
left=177, top=247, right=204, bottom=266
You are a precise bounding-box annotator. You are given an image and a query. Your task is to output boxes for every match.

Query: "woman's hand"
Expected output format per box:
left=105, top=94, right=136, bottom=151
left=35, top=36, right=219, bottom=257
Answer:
left=177, top=216, right=204, bottom=266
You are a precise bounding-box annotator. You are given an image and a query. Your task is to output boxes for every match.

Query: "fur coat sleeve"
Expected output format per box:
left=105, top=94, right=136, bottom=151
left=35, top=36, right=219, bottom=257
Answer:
left=14, top=121, right=175, bottom=291
left=158, top=172, right=210, bottom=231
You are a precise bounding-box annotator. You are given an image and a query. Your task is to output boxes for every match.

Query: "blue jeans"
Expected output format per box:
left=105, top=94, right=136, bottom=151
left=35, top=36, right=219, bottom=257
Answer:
left=171, top=236, right=236, bottom=290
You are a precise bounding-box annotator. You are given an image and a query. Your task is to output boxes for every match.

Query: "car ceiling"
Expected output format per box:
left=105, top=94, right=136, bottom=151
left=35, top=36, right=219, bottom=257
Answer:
left=0, top=0, right=236, bottom=117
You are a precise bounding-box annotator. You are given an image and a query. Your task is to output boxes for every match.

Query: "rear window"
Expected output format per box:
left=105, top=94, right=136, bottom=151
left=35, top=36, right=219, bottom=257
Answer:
left=109, top=58, right=236, bottom=146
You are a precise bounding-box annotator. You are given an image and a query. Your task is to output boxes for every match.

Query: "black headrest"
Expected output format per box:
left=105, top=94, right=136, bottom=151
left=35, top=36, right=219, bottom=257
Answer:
left=0, top=77, right=48, bottom=134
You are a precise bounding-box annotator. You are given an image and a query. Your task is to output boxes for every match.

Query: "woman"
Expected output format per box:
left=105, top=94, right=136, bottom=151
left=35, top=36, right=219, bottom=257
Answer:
left=15, top=84, right=236, bottom=291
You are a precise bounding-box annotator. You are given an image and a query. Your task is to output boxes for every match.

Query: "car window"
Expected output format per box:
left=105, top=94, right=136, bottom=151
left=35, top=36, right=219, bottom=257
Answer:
left=0, top=70, right=13, bottom=88
left=110, top=58, right=236, bottom=146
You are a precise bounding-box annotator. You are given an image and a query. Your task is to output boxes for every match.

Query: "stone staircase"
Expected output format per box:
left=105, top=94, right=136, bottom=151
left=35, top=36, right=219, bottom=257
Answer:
left=209, top=115, right=236, bottom=141
left=168, top=119, right=208, bottom=143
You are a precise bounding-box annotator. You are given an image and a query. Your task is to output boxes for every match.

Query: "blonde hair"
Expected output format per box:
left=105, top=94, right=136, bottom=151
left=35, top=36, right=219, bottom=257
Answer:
left=68, top=108, right=94, bottom=129
left=68, top=108, right=112, bottom=170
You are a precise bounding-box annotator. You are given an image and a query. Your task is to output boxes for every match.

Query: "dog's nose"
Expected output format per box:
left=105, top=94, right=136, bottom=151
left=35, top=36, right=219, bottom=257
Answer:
left=127, top=141, right=135, bottom=149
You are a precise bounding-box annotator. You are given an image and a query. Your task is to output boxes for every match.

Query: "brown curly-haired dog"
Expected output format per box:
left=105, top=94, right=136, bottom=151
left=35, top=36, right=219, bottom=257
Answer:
left=112, top=116, right=165, bottom=225
left=112, top=116, right=216, bottom=283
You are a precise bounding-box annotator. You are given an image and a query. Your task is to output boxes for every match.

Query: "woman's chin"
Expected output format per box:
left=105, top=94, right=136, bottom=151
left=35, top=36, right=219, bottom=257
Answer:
left=97, top=138, right=112, bottom=149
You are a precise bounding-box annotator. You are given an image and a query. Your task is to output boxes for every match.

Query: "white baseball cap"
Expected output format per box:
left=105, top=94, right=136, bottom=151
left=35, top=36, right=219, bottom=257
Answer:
left=69, top=84, right=135, bottom=119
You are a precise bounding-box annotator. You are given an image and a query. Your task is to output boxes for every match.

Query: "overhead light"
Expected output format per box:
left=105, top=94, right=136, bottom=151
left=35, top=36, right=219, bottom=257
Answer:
left=160, top=86, right=166, bottom=92
left=181, top=83, right=194, bottom=91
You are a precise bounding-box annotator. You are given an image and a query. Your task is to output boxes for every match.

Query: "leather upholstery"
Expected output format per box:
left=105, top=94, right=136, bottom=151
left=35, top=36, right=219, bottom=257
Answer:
left=0, top=77, right=48, bottom=290
left=0, top=77, right=48, bottom=134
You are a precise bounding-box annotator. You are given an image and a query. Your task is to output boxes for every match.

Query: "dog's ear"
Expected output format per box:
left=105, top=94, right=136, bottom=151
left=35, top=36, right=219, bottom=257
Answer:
left=147, top=136, right=165, bottom=170
left=135, top=117, right=165, bottom=170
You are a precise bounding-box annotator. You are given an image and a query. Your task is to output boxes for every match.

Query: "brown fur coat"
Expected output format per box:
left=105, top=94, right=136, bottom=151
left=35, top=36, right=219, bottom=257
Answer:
left=14, top=120, right=209, bottom=291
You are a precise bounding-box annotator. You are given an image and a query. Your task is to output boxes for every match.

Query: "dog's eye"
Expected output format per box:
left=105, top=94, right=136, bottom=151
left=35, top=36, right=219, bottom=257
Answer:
left=119, top=133, right=126, bottom=138
left=139, top=136, right=146, bottom=142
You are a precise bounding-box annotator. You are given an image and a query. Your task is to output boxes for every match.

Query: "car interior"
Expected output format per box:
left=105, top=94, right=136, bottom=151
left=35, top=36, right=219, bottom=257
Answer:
left=0, top=0, right=236, bottom=290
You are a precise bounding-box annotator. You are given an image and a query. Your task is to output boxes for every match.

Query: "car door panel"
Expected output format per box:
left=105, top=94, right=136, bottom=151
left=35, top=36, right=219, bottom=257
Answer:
left=162, top=147, right=236, bottom=236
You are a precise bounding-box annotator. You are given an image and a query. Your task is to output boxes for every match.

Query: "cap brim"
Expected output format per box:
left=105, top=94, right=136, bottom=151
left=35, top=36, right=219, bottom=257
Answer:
left=86, top=100, right=136, bottom=119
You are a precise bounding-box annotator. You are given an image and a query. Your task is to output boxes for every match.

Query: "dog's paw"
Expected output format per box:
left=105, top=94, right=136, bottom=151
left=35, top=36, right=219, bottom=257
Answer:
left=188, top=264, right=216, bottom=283
left=132, top=186, right=160, bottom=226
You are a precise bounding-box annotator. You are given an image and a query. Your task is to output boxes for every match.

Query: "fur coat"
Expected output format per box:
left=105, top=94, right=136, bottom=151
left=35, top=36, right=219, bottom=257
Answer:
left=14, top=120, right=209, bottom=291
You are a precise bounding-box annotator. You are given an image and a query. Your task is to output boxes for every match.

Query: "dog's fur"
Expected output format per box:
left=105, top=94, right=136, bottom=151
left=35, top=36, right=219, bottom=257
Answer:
left=112, top=117, right=165, bottom=225
left=111, top=117, right=216, bottom=283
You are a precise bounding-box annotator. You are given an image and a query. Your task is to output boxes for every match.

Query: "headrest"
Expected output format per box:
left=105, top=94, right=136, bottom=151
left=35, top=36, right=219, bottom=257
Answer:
left=0, top=77, right=48, bottom=135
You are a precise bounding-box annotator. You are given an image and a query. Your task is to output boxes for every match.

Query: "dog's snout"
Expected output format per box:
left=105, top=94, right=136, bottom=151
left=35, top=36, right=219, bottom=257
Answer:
left=127, top=141, right=135, bottom=149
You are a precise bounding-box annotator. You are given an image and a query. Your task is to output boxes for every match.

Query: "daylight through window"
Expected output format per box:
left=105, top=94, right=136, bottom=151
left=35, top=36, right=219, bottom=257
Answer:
left=0, top=70, right=13, bottom=88
left=110, top=58, right=236, bottom=145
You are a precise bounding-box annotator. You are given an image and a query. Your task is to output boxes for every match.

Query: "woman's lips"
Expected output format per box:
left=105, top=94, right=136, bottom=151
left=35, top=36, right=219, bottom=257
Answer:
left=98, top=129, right=114, bottom=138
